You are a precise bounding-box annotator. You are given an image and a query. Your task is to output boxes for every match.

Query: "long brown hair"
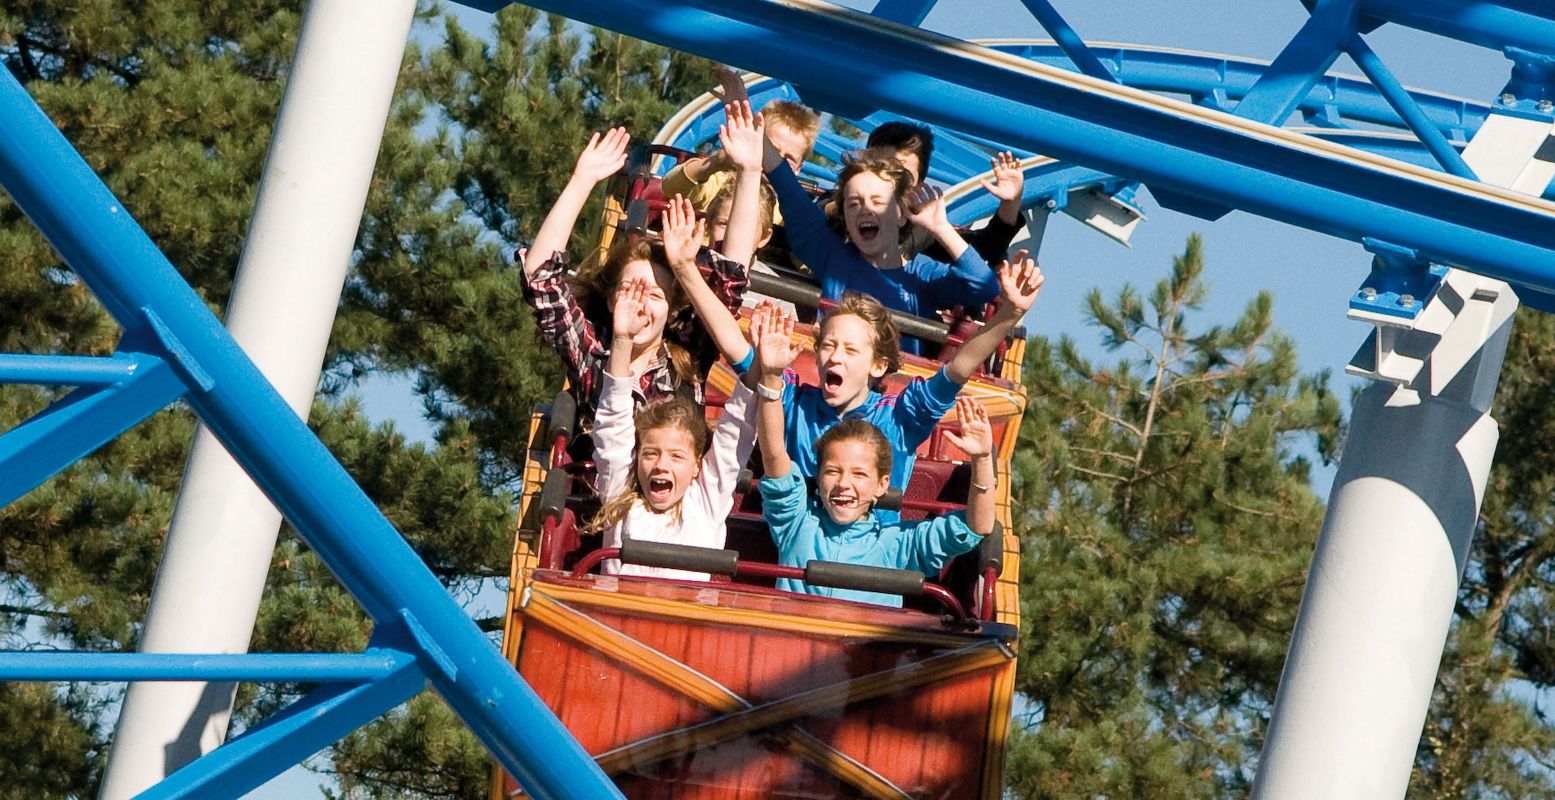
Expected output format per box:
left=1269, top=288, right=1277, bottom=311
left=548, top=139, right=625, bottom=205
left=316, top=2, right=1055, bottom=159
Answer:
left=584, top=396, right=712, bottom=535
left=573, top=236, right=697, bottom=385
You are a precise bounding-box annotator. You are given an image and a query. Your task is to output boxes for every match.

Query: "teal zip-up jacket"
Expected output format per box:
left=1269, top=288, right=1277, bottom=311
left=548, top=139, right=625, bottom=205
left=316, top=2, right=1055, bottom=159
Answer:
left=758, top=466, right=982, bottom=608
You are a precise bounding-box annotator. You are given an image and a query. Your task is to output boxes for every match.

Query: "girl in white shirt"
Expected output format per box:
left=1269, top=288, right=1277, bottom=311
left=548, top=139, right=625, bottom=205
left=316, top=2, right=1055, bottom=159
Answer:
left=585, top=279, right=774, bottom=581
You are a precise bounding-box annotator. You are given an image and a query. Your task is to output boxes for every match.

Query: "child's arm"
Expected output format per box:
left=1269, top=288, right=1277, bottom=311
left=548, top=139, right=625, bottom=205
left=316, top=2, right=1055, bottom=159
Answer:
left=662, top=195, right=753, bottom=371
left=980, top=151, right=1025, bottom=229
left=942, top=396, right=996, bottom=535
left=605, top=278, right=650, bottom=379
left=698, top=354, right=764, bottom=518
left=593, top=280, right=651, bottom=498
left=945, top=251, right=1045, bottom=385
left=906, top=185, right=1002, bottom=309
left=718, top=101, right=765, bottom=268
left=523, top=128, right=629, bottom=276
left=904, top=184, right=972, bottom=263
left=753, top=304, right=800, bottom=480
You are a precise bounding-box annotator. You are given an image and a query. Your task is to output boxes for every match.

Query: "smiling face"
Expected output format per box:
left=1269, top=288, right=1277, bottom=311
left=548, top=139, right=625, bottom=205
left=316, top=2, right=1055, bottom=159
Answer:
left=841, top=170, right=905, bottom=261
left=815, top=313, right=890, bottom=412
left=636, top=424, right=701, bottom=512
left=608, top=259, right=674, bottom=348
left=817, top=438, right=891, bottom=525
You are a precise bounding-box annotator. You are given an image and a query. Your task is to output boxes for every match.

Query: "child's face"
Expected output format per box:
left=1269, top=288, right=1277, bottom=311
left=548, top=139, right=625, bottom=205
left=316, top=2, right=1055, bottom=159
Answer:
left=817, top=438, right=890, bottom=525
left=610, top=259, right=673, bottom=346
left=815, top=313, right=890, bottom=410
left=841, top=171, right=904, bottom=260
left=891, top=149, right=924, bottom=187
left=637, top=425, right=700, bottom=512
left=766, top=120, right=810, bottom=176
left=706, top=197, right=772, bottom=250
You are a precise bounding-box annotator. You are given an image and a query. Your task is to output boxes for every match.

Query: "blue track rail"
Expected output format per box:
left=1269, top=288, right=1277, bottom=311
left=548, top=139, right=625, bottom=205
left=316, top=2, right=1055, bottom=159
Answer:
left=3, top=1, right=1555, bottom=797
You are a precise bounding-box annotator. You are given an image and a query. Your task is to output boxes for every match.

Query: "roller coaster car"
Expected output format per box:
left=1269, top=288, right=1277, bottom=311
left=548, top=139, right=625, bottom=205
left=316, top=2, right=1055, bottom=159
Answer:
left=494, top=152, right=1027, bottom=800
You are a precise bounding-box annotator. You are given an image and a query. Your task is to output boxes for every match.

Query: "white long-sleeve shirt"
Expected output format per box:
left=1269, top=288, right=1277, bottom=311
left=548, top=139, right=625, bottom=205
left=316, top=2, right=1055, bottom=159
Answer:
left=592, top=373, right=759, bottom=580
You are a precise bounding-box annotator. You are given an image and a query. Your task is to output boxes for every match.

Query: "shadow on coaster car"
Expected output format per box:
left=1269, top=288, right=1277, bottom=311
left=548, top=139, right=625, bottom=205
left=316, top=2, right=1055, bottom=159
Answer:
left=494, top=145, right=1028, bottom=800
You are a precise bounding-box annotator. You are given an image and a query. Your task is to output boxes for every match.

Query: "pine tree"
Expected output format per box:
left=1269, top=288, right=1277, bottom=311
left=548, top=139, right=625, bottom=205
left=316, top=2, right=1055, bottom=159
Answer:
left=1003, top=235, right=1342, bottom=798
left=0, top=3, right=708, bottom=797
left=1409, top=307, right=1555, bottom=799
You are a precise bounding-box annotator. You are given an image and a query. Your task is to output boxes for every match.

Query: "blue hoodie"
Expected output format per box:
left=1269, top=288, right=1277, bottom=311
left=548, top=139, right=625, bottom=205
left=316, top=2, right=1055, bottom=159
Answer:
left=758, top=466, right=983, bottom=608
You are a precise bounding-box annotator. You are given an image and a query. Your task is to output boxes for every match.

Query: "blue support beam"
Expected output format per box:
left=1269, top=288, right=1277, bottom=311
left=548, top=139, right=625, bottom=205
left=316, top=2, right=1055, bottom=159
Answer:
left=1357, top=0, right=1555, bottom=57
left=1015, top=0, right=1117, bottom=83
left=141, top=653, right=426, bottom=800
left=1345, top=35, right=1479, bottom=180
left=1234, top=0, right=1358, bottom=125
left=0, top=352, right=147, bottom=386
left=869, top=0, right=936, bottom=26
left=474, top=0, right=1555, bottom=299
left=0, top=650, right=413, bottom=683
left=0, top=351, right=186, bottom=508
left=0, top=65, right=620, bottom=800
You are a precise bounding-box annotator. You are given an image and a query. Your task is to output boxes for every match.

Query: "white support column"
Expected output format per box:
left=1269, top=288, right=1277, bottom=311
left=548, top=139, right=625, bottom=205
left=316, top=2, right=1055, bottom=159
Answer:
left=1253, top=271, right=1517, bottom=799
left=1252, top=108, right=1552, bottom=799
left=99, top=1, right=416, bottom=796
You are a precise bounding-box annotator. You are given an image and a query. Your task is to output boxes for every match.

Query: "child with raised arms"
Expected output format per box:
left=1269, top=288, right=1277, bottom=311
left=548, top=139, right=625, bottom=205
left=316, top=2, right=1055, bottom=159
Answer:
left=520, top=127, right=751, bottom=416
left=583, top=281, right=772, bottom=581
left=756, top=255, right=1044, bottom=522
left=753, top=360, right=998, bottom=607
left=761, top=132, right=1000, bottom=354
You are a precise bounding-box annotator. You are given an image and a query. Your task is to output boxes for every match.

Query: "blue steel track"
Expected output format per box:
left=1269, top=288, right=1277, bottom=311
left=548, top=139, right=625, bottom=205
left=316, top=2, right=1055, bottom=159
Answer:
left=1, top=2, right=1553, bottom=798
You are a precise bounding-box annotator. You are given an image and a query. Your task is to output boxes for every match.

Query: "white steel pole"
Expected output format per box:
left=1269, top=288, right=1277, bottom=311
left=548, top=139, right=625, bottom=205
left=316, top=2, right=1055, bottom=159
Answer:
left=1251, top=371, right=1507, bottom=798
left=1252, top=109, right=1550, bottom=798
left=99, top=0, right=417, bottom=795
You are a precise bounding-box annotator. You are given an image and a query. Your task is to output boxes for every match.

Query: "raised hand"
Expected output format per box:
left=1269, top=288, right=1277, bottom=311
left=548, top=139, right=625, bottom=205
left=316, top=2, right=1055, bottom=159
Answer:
left=719, top=101, right=766, bottom=172
left=572, top=127, right=630, bottom=185
left=661, top=194, right=705, bottom=269
left=997, top=249, right=1046, bottom=313
left=708, top=65, right=751, bottom=106
left=943, top=396, right=994, bottom=459
left=612, top=277, right=651, bottom=342
left=751, top=301, right=800, bottom=375
left=980, top=151, right=1024, bottom=202
left=903, top=184, right=950, bottom=231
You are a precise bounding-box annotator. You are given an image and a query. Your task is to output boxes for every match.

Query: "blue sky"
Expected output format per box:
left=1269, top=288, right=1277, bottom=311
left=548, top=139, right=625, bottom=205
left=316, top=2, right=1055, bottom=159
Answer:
left=251, top=2, right=1516, bottom=797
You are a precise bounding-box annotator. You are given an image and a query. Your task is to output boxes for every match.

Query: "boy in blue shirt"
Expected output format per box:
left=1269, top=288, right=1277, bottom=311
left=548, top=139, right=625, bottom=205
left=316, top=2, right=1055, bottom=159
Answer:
left=771, top=256, right=1044, bottom=522
left=752, top=300, right=999, bottom=606
left=761, top=136, right=998, bottom=355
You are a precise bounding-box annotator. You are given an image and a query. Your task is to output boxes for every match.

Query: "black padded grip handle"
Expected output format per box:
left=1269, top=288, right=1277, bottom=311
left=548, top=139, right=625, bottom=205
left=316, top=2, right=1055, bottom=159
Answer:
left=874, top=487, right=903, bottom=512
left=546, top=391, right=576, bottom=443
left=804, top=560, right=924, bottom=598
left=979, top=521, right=1005, bottom=573
left=619, top=540, right=740, bottom=576
left=538, top=468, right=569, bottom=524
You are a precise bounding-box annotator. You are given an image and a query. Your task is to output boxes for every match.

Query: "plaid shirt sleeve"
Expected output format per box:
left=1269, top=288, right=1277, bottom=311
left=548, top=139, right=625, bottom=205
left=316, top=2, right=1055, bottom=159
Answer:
left=664, top=248, right=750, bottom=376
left=518, top=249, right=607, bottom=409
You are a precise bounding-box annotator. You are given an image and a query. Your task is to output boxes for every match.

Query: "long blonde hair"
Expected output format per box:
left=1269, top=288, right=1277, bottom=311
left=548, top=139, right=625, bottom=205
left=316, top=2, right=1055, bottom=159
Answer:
left=584, top=396, right=712, bottom=535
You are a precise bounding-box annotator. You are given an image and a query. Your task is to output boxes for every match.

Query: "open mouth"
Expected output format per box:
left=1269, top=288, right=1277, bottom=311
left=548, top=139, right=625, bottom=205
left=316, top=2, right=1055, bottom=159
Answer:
left=856, top=221, right=880, bottom=243
left=822, top=367, right=845, bottom=393
left=646, top=476, right=675, bottom=504
left=827, top=493, right=859, bottom=510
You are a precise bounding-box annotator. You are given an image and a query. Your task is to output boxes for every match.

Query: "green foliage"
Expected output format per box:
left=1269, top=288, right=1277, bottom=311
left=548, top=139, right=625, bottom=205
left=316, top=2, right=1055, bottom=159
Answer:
left=0, top=2, right=708, bottom=798
left=1410, top=308, right=1555, bottom=799
left=1006, top=235, right=1342, bottom=798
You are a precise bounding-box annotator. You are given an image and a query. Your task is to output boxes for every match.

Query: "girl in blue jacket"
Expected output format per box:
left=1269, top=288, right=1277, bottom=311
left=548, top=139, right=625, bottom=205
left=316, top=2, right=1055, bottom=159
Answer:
left=751, top=303, right=999, bottom=607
